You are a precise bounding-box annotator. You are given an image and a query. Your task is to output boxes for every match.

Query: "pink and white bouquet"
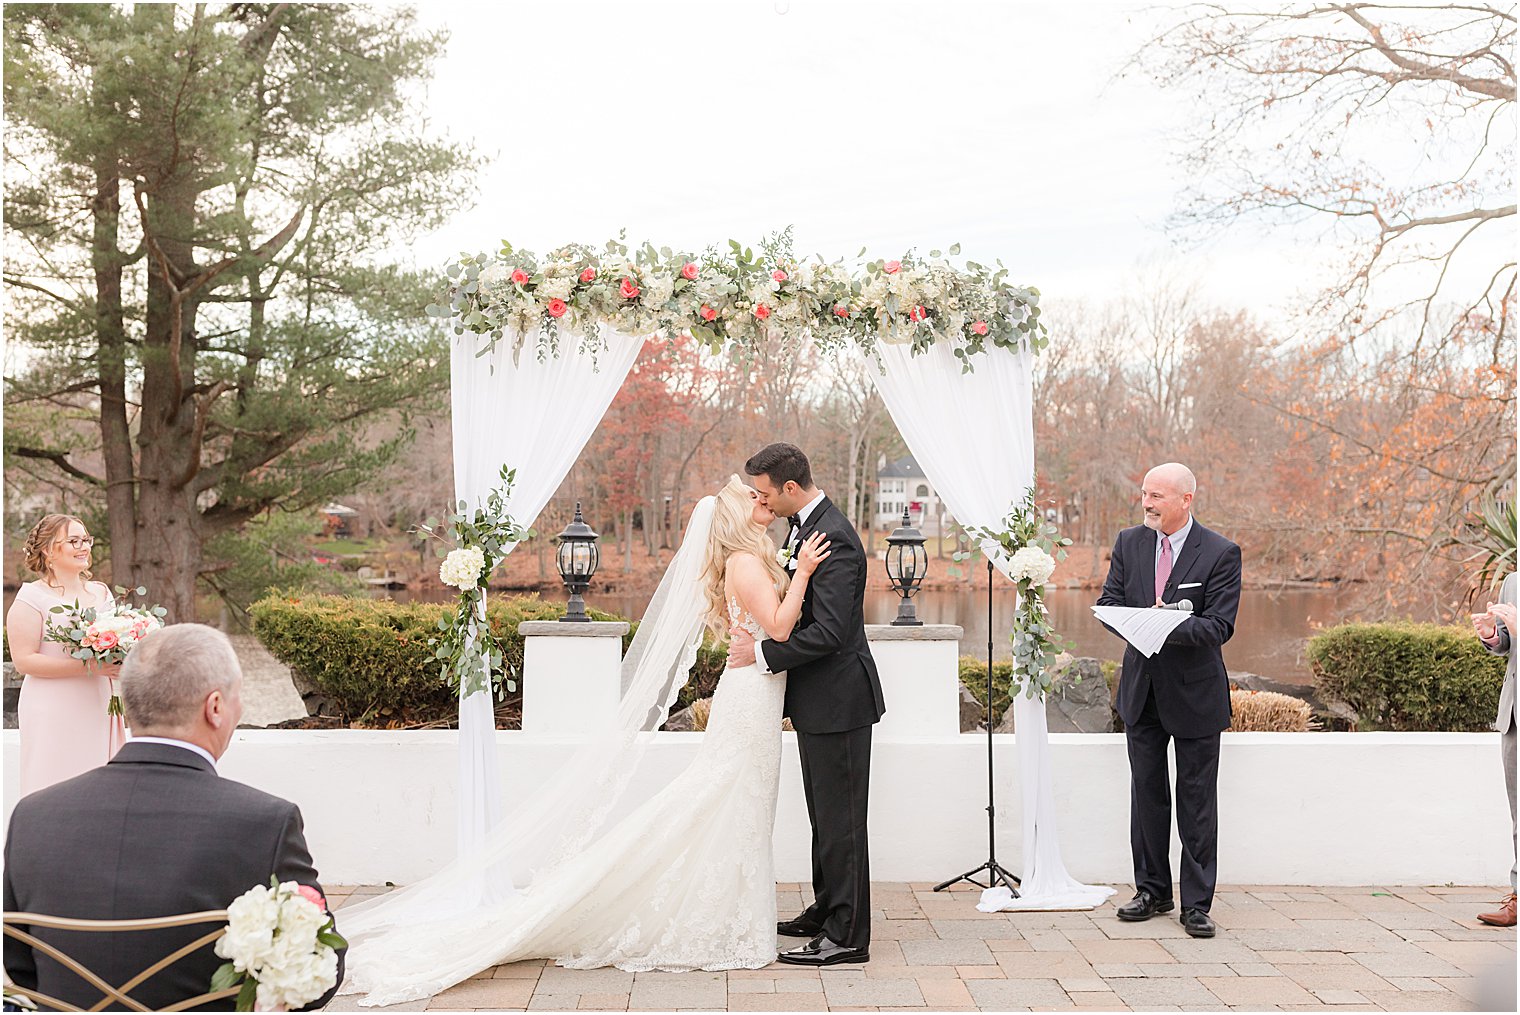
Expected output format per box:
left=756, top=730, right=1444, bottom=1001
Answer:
left=45, top=586, right=167, bottom=717
left=212, top=877, right=346, bottom=1012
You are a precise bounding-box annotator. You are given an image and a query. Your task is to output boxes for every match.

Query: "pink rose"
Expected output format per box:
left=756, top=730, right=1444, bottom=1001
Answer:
left=753, top=304, right=772, bottom=320
left=883, top=260, right=902, bottom=275
left=580, top=267, right=596, bottom=283
left=546, top=298, right=568, bottom=318
left=94, top=630, right=119, bottom=652
left=296, top=884, right=327, bottom=911
left=772, top=269, right=787, bottom=283
left=971, top=320, right=989, bottom=336
left=681, top=262, right=699, bottom=281
left=510, top=268, right=529, bottom=285
left=619, top=277, right=641, bottom=300
left=699, top=304, right=717, bottom=322
left=909, top=305, right=928, bottom=322
left=833, top=304, right=851, bottom=318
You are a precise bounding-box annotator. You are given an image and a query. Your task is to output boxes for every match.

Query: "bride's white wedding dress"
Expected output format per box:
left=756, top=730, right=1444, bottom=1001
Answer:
left=343, top=597, right=784, bottom=1005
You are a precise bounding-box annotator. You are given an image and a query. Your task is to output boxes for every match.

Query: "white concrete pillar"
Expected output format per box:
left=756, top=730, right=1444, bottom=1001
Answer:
left=866, top=624, right=964, bottom=737
left=518, top=620, right=629, bottom=735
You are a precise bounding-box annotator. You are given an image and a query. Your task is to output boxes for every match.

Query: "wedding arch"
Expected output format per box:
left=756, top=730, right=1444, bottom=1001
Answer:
left=436, top=233, right=1098, bottom=910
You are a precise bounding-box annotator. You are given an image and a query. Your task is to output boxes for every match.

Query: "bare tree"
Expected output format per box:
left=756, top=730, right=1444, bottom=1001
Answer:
left=1135, top=3, right=1516, bottom=350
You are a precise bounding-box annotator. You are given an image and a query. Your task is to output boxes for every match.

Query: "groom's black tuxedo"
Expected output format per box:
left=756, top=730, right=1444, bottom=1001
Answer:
left=1097, top=519, right=1241, bottom=913
left=3, top=741, right=345, bottom=1012
left=760, top=494, right=883, bottom=951
left=766, top=495, right=885, bottom=733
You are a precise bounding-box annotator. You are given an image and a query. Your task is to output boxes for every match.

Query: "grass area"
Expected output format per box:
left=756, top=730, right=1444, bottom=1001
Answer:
left=311, top=538, right=390, bottom=556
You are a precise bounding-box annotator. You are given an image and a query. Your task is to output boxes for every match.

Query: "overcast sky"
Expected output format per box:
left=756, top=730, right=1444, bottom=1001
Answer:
left=405, top=0, right=1502, bottom=335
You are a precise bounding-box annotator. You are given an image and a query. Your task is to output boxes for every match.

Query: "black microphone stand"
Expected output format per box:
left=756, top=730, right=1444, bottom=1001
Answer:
left=934, top=558, right=1021, bottom=895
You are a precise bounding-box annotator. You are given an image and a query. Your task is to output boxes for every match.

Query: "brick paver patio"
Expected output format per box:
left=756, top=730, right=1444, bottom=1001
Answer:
left=321, top=883, right=1516, bottom=1012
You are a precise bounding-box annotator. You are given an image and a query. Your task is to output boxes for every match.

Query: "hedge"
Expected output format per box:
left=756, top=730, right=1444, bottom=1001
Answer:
left=250, top=592, right=628, bottom=726
left=1308, top=622, right=1505, bottom=732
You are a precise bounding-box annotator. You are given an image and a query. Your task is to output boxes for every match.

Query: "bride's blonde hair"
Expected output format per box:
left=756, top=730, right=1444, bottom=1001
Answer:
left=699, top=475, right=790, bottom=641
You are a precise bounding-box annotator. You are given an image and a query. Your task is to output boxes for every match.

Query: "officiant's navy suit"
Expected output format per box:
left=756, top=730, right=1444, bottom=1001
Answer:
left=1097, top=519, right=1241, bottom=913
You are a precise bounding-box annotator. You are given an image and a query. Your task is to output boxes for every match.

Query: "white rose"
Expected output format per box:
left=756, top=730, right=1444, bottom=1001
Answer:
left=642, top=273, right=674, bottom=308
left=479, top=263, right=507, bottom=287
left=541, top=276, right=574, bottom=301
left=440, top=546, right=487, bottom=590
left=1008, top=546, right=1056, bottom=586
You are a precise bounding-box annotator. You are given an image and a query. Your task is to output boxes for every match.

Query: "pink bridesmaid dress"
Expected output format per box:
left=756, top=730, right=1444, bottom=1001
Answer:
left=14, top=580, right=124, bottom=797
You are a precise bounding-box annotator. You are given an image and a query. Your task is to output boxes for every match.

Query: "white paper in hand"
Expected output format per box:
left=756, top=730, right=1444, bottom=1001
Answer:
left=1092, top=605, right=1192, bottom=657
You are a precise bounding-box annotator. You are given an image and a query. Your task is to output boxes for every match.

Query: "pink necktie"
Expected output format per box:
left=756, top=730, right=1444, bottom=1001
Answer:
left=1156, top=534, right=1173, bottom=601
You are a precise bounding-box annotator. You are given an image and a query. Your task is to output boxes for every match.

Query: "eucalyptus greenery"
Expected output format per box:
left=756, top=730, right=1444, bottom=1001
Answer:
left=415, top=466, right=530, bottom=699
left=958, top=488, right=1073, bottom=699
left=427, top=230, right=1047, bottom=371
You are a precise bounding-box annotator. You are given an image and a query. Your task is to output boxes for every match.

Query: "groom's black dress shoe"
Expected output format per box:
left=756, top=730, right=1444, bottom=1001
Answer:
left=776, top=934, right=869, bottom=966
left=777, top=915, right=824, bottom=937
left=1180, top=907, right=1216, bottom=938
left=1116, top=890, right=1175, bottom=922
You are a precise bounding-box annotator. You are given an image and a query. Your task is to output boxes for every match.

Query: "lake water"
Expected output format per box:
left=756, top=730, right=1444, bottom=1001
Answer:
left=447, top=584, right=1354, bottom=687
left=3, top=580, right=1346, bottom=688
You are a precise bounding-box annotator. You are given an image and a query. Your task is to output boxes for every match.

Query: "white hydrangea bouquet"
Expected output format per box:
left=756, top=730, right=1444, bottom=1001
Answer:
left=958, top=488, right=1072, bottom=698
left=44, top=586, right=168, bottom=717
left=415, top=464, right=530, bottom=698
left=211, top=877, right=346, bottom=1012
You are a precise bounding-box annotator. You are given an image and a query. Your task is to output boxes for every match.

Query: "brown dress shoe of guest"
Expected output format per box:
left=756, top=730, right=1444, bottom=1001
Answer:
left=1477, top=893, right=1517, bottom=927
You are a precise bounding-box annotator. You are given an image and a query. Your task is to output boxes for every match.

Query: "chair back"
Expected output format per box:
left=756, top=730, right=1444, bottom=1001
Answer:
left=2, top=910, right=239, bottom=1013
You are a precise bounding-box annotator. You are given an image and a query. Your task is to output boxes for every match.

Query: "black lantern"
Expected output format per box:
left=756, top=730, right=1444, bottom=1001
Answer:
left=555, top=502, right=600, bottom=622
left=884, top=508, right=927, bottom=626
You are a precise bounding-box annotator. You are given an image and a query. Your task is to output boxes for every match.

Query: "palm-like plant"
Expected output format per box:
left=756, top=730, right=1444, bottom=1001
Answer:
left=1463, top=492, right=1516, bottom=597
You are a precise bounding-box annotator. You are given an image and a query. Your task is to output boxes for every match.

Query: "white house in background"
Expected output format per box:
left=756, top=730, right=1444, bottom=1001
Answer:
left=875, top=454, right=949, bottom=533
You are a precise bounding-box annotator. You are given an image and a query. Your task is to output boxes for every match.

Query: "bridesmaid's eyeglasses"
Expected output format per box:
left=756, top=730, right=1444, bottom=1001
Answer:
left=56, top=536, right=95, bottom=550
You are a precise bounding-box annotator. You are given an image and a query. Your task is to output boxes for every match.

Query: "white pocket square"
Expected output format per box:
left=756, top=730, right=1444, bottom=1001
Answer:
left=1178, top=582, right=1203, bottom=589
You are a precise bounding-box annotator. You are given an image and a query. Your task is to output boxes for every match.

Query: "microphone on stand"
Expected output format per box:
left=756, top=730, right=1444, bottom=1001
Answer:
left=1157, top=599, right=1194, bottom=612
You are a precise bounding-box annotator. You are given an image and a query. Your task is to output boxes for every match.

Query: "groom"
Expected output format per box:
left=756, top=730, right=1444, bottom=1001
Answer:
left=728, top=442, right=885, bottom=965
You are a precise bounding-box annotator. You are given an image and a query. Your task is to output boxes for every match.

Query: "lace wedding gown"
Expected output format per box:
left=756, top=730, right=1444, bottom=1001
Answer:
left=345, top=599, right=785, bottom=1006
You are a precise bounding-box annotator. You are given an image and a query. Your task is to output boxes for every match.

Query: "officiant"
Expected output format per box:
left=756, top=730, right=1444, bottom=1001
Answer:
left=1095, top=463, right=1242, bottom=940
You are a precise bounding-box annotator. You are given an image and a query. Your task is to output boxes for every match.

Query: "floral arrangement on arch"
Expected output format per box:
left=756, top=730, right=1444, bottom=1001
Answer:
left=426, top=230, right=1047, bottom=368
left=959, top=488, right=1072, bottom=699
left=415, top=465, right=531, bottom=699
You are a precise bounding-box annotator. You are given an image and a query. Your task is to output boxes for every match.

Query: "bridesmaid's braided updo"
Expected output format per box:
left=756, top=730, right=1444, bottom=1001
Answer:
left=23, top=514, right=92, bottom=584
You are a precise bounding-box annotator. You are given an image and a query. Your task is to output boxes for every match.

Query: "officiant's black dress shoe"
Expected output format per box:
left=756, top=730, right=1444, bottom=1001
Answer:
left=777, top=914, right=824, bottom=937
left=1180, top=907, right=1216, bottom=938
left=1116, top=890, right=1175, bottom=922
left=776, top=934, right=869, bottom=966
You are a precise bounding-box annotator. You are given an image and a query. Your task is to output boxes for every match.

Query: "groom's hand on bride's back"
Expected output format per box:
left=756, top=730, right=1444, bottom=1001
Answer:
left=727, top=626, right=756, bottom=668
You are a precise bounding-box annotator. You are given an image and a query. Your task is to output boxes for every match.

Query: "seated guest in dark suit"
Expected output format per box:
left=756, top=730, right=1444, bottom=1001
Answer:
left=3, top=623, right=344, bottom=1012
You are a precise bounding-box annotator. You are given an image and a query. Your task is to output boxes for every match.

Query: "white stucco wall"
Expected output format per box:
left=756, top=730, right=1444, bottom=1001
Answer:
left=3, top=729, right=1508, bottom=888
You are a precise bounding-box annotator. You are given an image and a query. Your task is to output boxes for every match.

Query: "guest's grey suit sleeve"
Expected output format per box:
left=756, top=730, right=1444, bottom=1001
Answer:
left=4, top=828, right=38, bottom=992
left=272, top=804, right=347, bottom=1011
left=1488, top=572, right=1516, bottom=734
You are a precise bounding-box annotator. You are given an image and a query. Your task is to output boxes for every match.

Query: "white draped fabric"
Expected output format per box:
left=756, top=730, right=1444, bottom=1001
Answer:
left=868, top=340, right=1115, bottom=912
left=449, top=324, right=645, bottom=861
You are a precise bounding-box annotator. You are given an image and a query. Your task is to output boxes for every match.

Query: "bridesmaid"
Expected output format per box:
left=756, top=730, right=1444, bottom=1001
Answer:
left=6, top=514, right=123, bottom=796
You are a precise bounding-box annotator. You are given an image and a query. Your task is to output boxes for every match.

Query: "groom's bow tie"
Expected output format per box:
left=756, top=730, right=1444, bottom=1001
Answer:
left=787, top=515, right=801, bottom=530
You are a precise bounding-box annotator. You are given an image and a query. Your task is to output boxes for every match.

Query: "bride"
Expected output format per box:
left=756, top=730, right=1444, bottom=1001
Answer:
left=341, top=477, right=830, bottom=1005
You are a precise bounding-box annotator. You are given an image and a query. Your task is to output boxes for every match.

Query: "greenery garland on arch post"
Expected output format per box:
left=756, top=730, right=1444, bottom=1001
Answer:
left=416, top=465, right=530, bottom=700
left=959, top=488, right=1074, bottom=700
left=425, top=230, right=1049, bottom=368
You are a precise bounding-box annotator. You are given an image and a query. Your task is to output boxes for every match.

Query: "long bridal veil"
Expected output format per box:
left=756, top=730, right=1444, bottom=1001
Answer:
left=339, top=496, right=718, bottom=998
